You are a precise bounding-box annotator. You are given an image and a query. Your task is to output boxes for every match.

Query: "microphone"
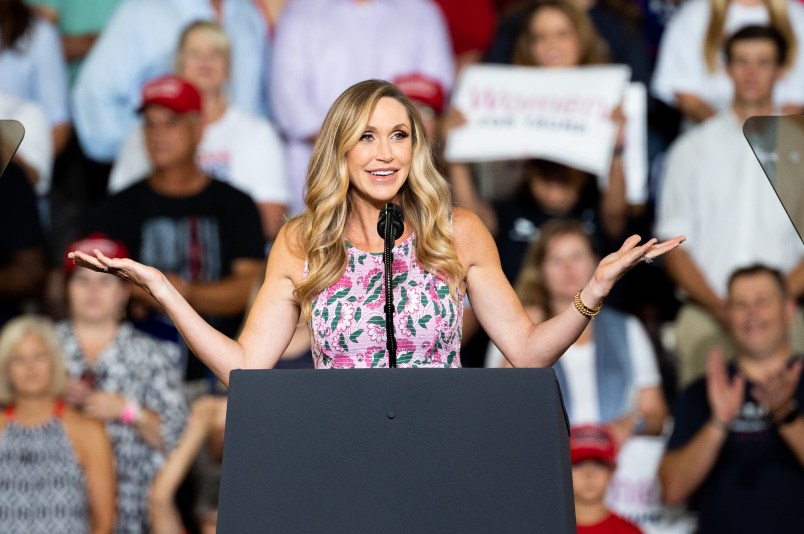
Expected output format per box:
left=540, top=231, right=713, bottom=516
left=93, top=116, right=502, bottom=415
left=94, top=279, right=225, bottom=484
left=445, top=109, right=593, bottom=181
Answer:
left=377, top=203, right=404, bottom=368
left=377, top=203, right=404, bottom=241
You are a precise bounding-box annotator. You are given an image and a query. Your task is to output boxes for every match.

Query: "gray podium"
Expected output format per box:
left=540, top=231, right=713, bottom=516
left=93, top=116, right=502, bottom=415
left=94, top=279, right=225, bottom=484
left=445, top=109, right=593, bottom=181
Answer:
left=0, top=120, right=24, bottom=176
left=217, top=368, right=575, bottom=533
left=744, top=115, right=804, bottom=243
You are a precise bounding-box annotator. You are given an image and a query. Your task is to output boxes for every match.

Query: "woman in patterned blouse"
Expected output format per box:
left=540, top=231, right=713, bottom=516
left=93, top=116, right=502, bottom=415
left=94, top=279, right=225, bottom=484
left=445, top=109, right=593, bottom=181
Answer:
left=0, top=315, right=116, bottom=533
left=59, top=233, right=187, bottom=534
left=70, top=79, right=684, bottom=383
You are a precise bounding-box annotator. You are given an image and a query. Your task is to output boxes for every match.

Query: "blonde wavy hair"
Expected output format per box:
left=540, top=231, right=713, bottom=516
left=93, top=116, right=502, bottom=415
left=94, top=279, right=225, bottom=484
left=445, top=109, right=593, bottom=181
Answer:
left=287, top=79, right=463, bottom=322
left=0, top=315, right=68, bottom=404
left=704, top=0, right=796, bottom=72
left=513, top=0, right=609, bottom=67
left=515, top=219, right=596, bottom=318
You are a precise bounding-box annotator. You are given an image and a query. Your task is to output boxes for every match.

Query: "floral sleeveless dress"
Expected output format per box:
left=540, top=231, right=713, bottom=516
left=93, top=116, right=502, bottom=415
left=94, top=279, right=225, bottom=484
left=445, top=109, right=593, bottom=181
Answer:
left=308, top=234, right=463, bottom=368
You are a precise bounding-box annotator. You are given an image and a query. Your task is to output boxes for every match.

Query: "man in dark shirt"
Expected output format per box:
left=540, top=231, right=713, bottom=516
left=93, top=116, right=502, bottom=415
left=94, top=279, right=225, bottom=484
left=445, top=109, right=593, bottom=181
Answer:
left=89, top=75, right=264, bottom=384
left=658, top=265, right=804, bottom=533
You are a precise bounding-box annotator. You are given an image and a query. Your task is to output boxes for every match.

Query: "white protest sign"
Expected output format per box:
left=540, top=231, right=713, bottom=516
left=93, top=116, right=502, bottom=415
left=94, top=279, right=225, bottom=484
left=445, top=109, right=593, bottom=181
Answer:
left=622, top=82, right=648, bottom=205
left=445, top=65, right=648, bottom=204
left=445, top=64, right=630, bottom=176
left=606, top=436, right=696, bottom=534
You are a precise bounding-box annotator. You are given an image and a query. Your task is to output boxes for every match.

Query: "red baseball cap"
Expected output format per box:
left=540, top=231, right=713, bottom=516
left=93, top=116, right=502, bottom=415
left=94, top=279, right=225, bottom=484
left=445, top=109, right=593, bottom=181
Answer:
left=569, top=424, right=617, bottom=468
left=393, top=73, right=445, bottom=115
left=137, top=75, right=202, bottom=114
left=64, top=233, right=129, bottom=276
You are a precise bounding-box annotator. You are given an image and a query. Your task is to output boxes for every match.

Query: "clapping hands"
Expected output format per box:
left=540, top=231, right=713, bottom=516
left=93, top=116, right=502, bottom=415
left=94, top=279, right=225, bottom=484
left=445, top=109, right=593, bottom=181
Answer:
left=706, top=348, right=745, bottom=427
left=750, top=358, right=802, bottom=421
left=706, top=348, right=803, bottom=426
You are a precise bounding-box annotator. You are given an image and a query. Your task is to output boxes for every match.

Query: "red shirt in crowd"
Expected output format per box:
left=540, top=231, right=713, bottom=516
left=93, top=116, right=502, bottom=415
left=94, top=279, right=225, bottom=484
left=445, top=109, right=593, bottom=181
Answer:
left=433, top=0, right=496, bottom=56
left=577, top=513, right=643, bottom=534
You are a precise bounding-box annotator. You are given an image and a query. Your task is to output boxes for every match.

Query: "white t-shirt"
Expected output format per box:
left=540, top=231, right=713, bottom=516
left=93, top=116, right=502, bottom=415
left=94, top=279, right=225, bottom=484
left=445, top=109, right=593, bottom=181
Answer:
left=484, top=315, right=660, bottom=424
left=0, top=92, right=52, bottom=195
left=655, top=110, right=804, bottom=297
left=652, top=0, right=804, bottom=110
left=109, top=106, right=289, bottom=204
left=556, top=316, right=660, bottom=424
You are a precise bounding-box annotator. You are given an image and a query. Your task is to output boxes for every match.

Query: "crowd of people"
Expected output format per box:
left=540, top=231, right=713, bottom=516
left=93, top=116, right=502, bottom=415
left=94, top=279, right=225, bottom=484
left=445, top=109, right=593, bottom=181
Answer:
left=1, top=0, right=803, bottom=533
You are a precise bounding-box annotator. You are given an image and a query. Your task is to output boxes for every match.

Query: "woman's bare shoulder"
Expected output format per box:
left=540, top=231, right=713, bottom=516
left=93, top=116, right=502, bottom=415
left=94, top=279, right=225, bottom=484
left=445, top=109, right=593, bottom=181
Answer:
left=268, top=219, right=307, bottom=283
left=452, top=206, right=491, bottom=241
left=451, top=207, right=497, bottom=264
left=272, top=220, right=305, bottom=258
left=62, top=407, right=103, bottom=432
left=61, top=408, right=109, bottom=454
left=278, top=219, right=306, bottom=259
left=451, top=206, right=485, bottom=229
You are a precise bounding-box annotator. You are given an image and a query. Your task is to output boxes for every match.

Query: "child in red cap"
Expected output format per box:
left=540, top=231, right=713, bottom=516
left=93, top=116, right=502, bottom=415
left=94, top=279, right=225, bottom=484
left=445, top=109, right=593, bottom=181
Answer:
left=570, top=424, right=643, bottom=534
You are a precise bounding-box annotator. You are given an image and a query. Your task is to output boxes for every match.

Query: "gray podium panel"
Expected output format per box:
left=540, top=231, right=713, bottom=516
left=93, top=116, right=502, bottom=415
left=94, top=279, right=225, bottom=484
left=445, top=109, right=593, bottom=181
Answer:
left=0, top=120, right=24, bottom=178
left=744, top=115, right=804, bottom=244
left=218, top=368, right=574, bottom=533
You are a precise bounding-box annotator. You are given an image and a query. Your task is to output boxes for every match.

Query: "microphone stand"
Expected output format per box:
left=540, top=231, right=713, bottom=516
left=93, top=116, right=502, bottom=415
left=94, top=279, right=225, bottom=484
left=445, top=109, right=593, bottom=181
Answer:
left=378, top=203, right=403, bottom=368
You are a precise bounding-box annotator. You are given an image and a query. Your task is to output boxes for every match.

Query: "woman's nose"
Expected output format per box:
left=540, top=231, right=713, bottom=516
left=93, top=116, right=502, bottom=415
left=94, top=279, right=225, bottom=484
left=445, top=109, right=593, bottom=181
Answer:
left=375, top=139, right=393, bottom=161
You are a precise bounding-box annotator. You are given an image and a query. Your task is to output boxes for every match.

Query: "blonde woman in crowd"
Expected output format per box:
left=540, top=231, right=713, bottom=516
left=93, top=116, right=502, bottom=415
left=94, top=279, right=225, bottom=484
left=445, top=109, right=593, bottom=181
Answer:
left=0, top=315, right=115, bottom=534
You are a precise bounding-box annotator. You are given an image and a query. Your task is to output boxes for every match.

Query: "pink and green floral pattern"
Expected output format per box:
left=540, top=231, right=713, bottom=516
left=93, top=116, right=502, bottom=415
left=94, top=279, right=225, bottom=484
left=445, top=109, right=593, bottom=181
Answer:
left=308, top=235, right=463, bottom=368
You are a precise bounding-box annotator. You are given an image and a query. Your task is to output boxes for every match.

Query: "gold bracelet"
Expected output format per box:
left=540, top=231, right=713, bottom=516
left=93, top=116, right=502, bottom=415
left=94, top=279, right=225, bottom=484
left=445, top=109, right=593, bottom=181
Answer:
left=574, top=290, right=602, bottom=319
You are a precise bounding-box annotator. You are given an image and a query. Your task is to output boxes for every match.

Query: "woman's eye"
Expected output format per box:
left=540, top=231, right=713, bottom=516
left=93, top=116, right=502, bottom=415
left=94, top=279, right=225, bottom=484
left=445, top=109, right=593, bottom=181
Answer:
left=360, top=133, right=374, bottom=142
left=392, top=131, right=409, bottom=140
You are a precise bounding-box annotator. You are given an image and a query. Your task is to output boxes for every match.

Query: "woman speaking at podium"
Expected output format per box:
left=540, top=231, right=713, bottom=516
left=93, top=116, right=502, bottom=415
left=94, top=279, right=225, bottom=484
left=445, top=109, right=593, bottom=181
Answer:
left=70, top=79, right=684, bottom=384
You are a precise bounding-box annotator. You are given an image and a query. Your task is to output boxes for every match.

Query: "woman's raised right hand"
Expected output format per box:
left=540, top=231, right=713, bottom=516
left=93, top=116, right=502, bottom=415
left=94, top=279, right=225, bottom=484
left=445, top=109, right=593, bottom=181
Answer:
left=68, top=249, right=168, bottom=299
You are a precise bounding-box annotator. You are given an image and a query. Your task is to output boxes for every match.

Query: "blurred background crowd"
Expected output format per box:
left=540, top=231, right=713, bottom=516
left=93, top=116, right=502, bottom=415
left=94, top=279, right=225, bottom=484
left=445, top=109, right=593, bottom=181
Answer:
left=0, top=0, right=803, bottom=532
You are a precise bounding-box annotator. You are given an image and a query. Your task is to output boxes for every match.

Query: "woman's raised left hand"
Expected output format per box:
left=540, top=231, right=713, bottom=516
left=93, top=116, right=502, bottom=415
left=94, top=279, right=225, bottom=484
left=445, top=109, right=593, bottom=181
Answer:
left=586, top=234, right=685, bottom=302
